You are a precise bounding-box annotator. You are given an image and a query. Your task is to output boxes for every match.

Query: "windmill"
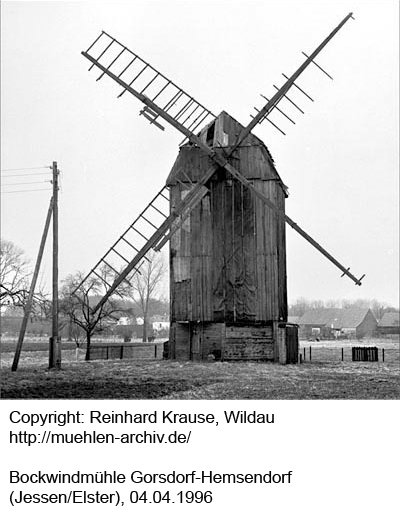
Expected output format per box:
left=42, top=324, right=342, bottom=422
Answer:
left=77, top=12, right=364, bottom=363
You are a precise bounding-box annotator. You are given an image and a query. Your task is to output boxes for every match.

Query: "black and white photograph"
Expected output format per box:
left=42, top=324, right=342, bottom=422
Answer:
left=1, top=2, right=399, bottom=530
left=1, top=0, right=398, bottom=400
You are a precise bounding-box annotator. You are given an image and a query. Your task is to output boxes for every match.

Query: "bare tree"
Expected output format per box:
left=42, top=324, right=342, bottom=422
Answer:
left=60, top=265, right=128, bottom=359
left=288, top=297, right=325, bottom=315
left=342, top=298, right=396, bottom=320
left=127, top=251, right=167, bottom=342
left=0, top=239, right=30, bottom=307
left=289, top=296, right=398, bottom=319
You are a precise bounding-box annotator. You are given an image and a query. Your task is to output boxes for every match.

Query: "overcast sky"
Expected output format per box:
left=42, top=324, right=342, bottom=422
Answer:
left=1, top=0, right=398, bottom=307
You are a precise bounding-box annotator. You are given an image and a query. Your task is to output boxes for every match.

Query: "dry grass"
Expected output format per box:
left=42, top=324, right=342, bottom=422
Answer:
left=1, top=341, right=399, bottom=400
left=0, top=341, right=77, bottom=353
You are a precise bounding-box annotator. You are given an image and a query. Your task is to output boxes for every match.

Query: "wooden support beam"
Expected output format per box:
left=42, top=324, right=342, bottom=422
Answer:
left=154, top=186, right=209, bottom=251
left=11, top=198, right=53, bottom=371
left=223, top=160, right=364, bottom=286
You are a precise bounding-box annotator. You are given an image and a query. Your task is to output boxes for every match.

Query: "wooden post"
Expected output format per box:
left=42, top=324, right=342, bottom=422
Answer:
left=12, top=198, right=53, bottom=371
left=120, top=345, right=124, bottom=360
left=309, top=346, right=312, bottom=362
left=382, top=348, right=385, bottom=363
left=341, top=347, right=344, bottom=361
left=49, top=161, right=61, bottom=369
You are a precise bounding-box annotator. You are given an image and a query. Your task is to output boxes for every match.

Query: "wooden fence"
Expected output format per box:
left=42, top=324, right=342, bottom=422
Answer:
left=352, top=346, right=378, bottom=362
left=86, top=342, right=165, bottom=361
left=299, top=346, right=398, bottom=364
left=85, top=342, right=397, bottom=364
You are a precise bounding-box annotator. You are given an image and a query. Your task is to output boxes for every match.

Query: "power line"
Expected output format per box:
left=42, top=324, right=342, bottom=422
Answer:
left=1, top=188, right=51, bottom=194
left=1, top=181, right=48, bottom=186
left=1, top=166, right=49, bottom=172
left=0, top=172, right=51, bottom=178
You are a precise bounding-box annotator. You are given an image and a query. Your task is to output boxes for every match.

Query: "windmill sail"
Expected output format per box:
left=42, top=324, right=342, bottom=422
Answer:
left=72, top=186, right=171, bottom=296
left=82, top=31, right=216, bottom=136
left=236, top=12, right=354, bottom=147
left=81, top=12, right=363, bottom=314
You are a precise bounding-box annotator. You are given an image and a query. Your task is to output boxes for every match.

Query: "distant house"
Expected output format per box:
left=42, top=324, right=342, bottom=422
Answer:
left=152, top=321, right=170, bottom=332
left=117, top=316, right=132, bottom=326
left=298, top=308, right=340, bottom=339
left=330, top=308, right=377, bottom=339
left=298, top=308, right=377, bottom=339
left=377, top=312, right=400, bottom=336
left=1, top=305, right=51, bottom=336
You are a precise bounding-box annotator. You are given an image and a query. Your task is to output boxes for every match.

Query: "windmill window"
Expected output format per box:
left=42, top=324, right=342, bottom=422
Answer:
left=206, top=123, right=215, bottom=146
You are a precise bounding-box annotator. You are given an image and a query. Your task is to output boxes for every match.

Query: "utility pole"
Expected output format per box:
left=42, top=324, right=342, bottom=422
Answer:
left=11, top=197, right=53, bottom=371
left=49, top=161, right=61, bottom=369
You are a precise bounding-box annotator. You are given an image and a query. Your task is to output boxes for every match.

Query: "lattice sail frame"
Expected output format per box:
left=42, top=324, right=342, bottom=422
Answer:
left=83, top=31, right=216, bottom=135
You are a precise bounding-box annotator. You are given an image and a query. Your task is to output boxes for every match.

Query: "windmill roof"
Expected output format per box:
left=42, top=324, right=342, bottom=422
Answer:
left=167, top=110, right=286, bottom=190
left=378, top=311, right=400, bottom=327
left=214, top=111, right=276, bottom=160
left=298, top=307, right=375, bottom=328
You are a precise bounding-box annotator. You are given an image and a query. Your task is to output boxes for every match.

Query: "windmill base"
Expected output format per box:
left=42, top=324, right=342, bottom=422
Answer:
left=168, top=322, right=298, bottom=364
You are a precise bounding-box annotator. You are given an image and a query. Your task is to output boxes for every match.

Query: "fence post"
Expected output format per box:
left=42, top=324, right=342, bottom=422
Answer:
left=154, top=344, right=157, bottom=358
left=341, top=348, right=344, bottom=361
left=299, top=354, right=302, bottom=363
left=382, top=348, right=385, bottom=363
left=309, top=347, right=312, bottom=362
left=106, top=346, right=109, bottom=360
left=120, top=345, right=124, bottom=360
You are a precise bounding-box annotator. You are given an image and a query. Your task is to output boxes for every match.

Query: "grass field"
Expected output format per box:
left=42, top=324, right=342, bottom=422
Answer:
left=1, top=339, right=399, bottom=400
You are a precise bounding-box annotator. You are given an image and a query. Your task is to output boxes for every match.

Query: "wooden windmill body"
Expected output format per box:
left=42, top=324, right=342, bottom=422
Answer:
left=167, top=112, right=291, bottom=360
left=77, top=12, right=364, bottom=364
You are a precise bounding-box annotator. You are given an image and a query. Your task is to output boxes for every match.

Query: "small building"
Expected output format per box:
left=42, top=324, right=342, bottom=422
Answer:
left=377, top=312, right=400, bottom=337
left=298, top=308, right=377, bottom=339
left=152, top=321, right=170, bottom=332
left=298, top=308, right=341, bottom=339
left=330, top=308, right=377, bottom=339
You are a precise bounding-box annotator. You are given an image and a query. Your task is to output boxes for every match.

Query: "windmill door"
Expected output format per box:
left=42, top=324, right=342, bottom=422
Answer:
left=286, top=325, right=299, bottom=364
